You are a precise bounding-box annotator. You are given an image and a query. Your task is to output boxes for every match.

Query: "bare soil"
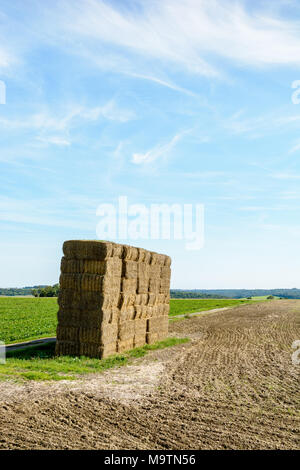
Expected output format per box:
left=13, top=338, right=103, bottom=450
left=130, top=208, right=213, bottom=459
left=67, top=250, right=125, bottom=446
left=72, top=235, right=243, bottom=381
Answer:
left=0, top=300, right=299, bottom=449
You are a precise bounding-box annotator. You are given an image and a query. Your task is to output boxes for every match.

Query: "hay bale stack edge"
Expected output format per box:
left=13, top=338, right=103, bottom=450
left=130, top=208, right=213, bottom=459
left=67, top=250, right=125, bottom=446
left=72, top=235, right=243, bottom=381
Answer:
left=56, top=240, right=171, bottom=358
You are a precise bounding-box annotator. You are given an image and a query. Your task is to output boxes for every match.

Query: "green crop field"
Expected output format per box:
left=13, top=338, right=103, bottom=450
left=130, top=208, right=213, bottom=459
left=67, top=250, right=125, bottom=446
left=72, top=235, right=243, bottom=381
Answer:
left=0, top=298, right=58, bottom=344
left=168, top=298, right=263, bottom=316
left=0, top=296, right=271, bottom=344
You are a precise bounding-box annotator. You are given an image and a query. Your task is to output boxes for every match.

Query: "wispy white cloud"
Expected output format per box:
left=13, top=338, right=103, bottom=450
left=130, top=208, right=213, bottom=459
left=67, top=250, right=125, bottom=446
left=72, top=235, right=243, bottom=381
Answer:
left=81, top=100, right=135, bottom=122
left=270, top=172, right=300, bottom=180
left=289, top=140, right=300, bottom=154
left=48, top=0, right=300, bottom=79
left=0, top=100, right=135, bottom=151
left=126, top=72, right=198, bottom=97
left=223, top=109, right=300, bottom=138
left=0, top=100, right=134, bottom=132
left=0, top=42, right=15, bottom=69
left=280, top=190, right=300, bottom=200
left=36, top=135, right=71, bottom=147
left=132, top=131, right=187, bottom=165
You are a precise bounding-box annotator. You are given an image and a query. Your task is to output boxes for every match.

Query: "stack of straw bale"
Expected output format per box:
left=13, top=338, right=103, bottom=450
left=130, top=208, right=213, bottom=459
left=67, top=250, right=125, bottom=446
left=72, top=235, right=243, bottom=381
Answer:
left=56, top=240, right=171, bottom=358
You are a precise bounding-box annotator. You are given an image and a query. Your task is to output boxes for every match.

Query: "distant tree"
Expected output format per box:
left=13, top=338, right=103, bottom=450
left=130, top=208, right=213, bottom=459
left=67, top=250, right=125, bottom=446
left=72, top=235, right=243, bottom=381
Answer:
left=31, top=289, right=38, bottom=297
left=267, top=295, right=274, bottom=300
left=37, top=284, right=59, bottom=297
left=247, top=296, right=252, bottom=299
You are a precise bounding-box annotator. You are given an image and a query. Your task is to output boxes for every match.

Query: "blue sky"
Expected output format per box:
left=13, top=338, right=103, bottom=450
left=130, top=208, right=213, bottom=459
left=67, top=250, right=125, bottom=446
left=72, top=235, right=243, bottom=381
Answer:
left=1, top=0, right=300, bottom=288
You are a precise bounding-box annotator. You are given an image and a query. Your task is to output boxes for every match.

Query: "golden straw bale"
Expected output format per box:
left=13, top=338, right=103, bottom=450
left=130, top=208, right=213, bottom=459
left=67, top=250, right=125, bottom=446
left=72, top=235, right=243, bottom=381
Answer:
left=119, top=306, right=135, bottom=322
left=149, top=264, right=161, bottom=278
left=122, top=245, right=139, bottom=261
left=164, top=255, right=172, bottom=267
left=150, top=252, right=159, bottom=265
left=137, top=248, right=151, bottom=264
left=140, top=305, right=149, bottom=319
left=112, top=243, right=123, bottom=259
left=121, top=277, right=137, bottom=294
left=147, top=316, right=168, bottom=333
left=134, top=318, right=147, bottom=333
left=58, top=289, right=120, bottom=311
left=146, top=332, right=159, bottom=344
left=119, top=293, right=136, bottom=309
left=140, top=293, right=149, bottom=305
left=99, top=342, right=118, bottom=358
left=133, top=335, right=146, bottom=348
left=137, top=277, right=149, bottom=294
left=63, top=240, right=115, bottom=260
left=161, top=266, right=171, bottom=280
left=148, top=293, right=157, bottom=306
left=100, top=322, right=118, bottom=341
left=118, top=320, right=135, bottom=340
left=134, top=305, right=142, bottom=319
left=156, top=304, right=164, bottom=316
left=137, top=262, right=150, bottom=278
left=82, top=258, right=122, bottom=276
left=122, top=260, right=138, bottom=279
left=149, top=278, right=160, bottom=293
left=117, top=338, right=134, bottom=353
left=61, top=257, right=84, bottom=274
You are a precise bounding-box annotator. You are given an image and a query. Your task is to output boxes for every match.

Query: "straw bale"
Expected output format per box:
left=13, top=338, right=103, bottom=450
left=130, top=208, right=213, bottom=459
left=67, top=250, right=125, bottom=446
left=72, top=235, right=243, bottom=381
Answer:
left=137, top=277, right=149, bottom=294
left=146, top=332, right=159, bottom=344
left=79, top=322, right=118, bottom=344
left=63, top=240, right=115, bottom=260
left=112, top=243, right=123, bottom=259
left=147, top=316, right=168, bottom=332
left=118, top=320, right=135, bottom=340
left=162, top=304, right=170, bottom=316
left=133, top=335, right=146, bottom=348
left=164, top=255, right=172, bottom=267
left=140, top=305, right=150, bottom=319
left=99, top=342, right=118, bottom=358
left=137, top=262, right=150, bottom=278
left=134, top=318, right=147, bottom=333
left=56, top=325, right=79, bottom=342
left=140, top=293, right=149, bottom=305
left=55, top=341, right=80, bottom=356
left=122, top=245, right=139, bottom=261
left=83, top=258, right=122, bottom=276
left=149, top=264, right=161, bottom=279
left=57, top=308, right=82, bottom=327
left=147, top=293, right=157, bottom=306
left=80, top=342, right=118, bottom=358
left=150, top=252, right=159, bottom=265
left=149, top=278, right=160, bottom=293
left=121, top=277, right=137, bottom=294
left=80, top=342, right=117, bottom=358
left=160, top=286, right=170, bottom=295
left=161, top=266, right=171, bottom=280
left=137, top=248, right=151, bottom=264
left=57, top=240, right=171, bottom=359
left=119, top=306, right=135, bottom=322
left=61, top=257, right=84, bottom=274
left=156, top=304, right=164, bottom=316
left=119, top=293, right=136, bottom=309
left=134, top=305, right=142, bottom=319
left=157, top=254, right=166, bottom=266
left=117, top=338, right=134, bottom=353
left=122, top=260, right=138, bottom=279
